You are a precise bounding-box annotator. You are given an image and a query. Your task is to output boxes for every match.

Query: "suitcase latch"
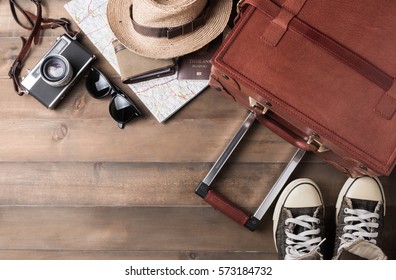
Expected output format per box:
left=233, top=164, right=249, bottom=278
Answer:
left=249, top=97, right=270, bottom=115
left=307, top=133, right=330, bottom=153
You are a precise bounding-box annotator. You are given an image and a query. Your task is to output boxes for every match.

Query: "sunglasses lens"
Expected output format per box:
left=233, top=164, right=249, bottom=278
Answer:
left=86, top=68, right=112, bottom=98
left=109, top=95, right=141, bottom=128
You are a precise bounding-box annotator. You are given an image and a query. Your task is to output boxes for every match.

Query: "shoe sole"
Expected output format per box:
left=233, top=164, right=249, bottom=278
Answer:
left=272, top=178, right=324, bottom=252
left=335, top=176, right=386, bottom=224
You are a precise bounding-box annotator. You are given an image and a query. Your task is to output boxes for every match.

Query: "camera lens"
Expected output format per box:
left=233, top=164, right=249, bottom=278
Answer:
left=40, top=54, right=73, bottom=87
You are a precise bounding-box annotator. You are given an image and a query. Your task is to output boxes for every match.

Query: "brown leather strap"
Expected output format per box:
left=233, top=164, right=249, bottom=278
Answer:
left=242, top=0, right=396, bottom=119
left=8, top=0, right=78, bottom=95
left=8, top=0, right=43, bottom=94
left=262, top=0, right=307, bottom=46
left=252, top=106, right=316, bottom=152
left=130, top=2, right=210, bottom=39
left=375, top=80, right=396, bottom=119
left=243, top=0, right=394, bottom=91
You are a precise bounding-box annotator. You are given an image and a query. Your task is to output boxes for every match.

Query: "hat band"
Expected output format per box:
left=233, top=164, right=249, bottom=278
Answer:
left=130, top=2, right=210, bottom=39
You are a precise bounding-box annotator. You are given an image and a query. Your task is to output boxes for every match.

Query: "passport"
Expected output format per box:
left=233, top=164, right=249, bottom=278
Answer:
left=177, top=35, right=223, bottom=81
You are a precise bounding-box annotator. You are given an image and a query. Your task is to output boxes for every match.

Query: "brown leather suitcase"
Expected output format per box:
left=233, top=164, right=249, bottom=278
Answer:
left=210, top=0, right=396, bottom=177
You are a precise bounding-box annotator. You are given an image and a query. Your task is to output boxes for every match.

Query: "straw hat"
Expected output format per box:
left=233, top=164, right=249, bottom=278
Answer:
left=107, top=0, right=232, bottom=59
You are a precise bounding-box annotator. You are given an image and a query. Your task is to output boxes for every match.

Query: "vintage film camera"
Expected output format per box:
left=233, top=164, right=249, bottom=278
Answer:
left=21, top=34, right=95, bottom=109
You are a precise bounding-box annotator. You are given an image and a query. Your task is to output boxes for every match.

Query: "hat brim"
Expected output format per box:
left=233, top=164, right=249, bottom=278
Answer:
left=107, top=0, right=232, bottom=59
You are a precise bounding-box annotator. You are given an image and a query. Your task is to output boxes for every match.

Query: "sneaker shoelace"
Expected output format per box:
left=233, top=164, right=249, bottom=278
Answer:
left=338, top=207, right=380, bottom=252
left=284, top=215, right=323, bottom=260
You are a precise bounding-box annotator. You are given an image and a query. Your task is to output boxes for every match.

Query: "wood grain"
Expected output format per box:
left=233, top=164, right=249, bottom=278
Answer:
left=0, top=161, right=353, bottom=207
left=0, top=0, right=395, bottom=261
left=0, top=250, right=279, bottom=260
left=0, top=206, right=394, bottom=259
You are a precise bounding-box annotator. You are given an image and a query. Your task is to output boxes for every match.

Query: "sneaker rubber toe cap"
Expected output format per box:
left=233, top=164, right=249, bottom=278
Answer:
left=343, top=177, right=384, bottom=202
left=284, top=181, right=323, bottom=208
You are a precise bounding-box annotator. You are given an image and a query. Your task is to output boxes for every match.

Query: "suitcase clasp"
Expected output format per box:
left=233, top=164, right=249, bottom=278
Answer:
left=307, top=133, right=330, bottom=153
left=249, top=97, right=270, bottom=115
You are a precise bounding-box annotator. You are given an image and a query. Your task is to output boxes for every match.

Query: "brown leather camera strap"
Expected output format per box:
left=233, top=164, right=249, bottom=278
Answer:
left=8, top=0, right=78, bottom=95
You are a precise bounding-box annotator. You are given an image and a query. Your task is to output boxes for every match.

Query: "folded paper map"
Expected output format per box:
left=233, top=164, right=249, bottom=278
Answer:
left=64, top=0, right=208, bottom=123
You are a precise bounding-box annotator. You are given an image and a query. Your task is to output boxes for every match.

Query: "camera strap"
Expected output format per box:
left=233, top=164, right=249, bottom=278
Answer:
left=8, top=0, right=79, bottom=95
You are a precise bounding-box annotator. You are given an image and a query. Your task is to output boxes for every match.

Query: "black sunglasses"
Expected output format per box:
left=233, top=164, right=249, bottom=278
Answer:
left=86, top=67, right=141, bottom=129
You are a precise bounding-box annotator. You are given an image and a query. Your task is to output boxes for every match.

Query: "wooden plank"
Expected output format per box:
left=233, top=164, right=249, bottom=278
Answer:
left=0, top=120, right=297, bottom=163
left=0, top=79, right=300, bottom=163
left=0, top=160, right=393, bottom=208
left=0, top=206, right=394, bottom=259
left=0, top=250, right=278, bottom=260
left=0, top=162, right=353, bottom=207
left=0, top=206, right=274, bottom=252
left=0, top=249, right=395, bottom=260
left=0, top=81, right=321, bottom=165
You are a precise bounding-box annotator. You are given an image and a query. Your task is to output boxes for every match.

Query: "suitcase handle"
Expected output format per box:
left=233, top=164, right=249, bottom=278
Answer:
left=195, top=182, right=259, bottom=231
left=195, top=149, right=306, bottom=231
left=252, top=106, right=316, bottom=152
left=194, top=111, right=308, bottom=231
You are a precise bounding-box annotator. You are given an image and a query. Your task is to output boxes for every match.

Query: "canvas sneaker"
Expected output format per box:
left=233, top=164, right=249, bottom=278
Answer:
left=273, top=178, right=325, bottom=260
left=333, top=176, right=387, bottom=260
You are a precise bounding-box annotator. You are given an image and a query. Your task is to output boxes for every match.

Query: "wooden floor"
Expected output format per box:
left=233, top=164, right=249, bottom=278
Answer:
left=0, top=1, right=395, bottom=260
